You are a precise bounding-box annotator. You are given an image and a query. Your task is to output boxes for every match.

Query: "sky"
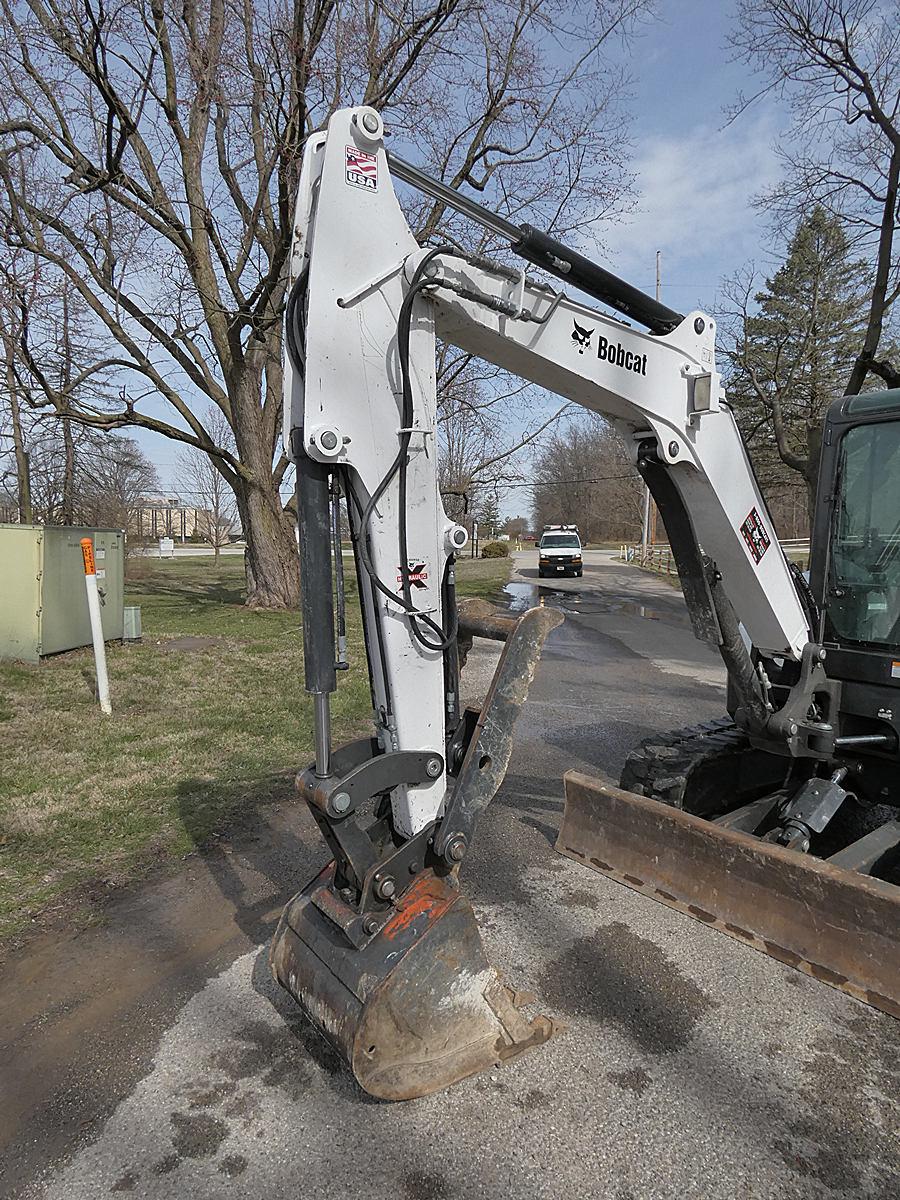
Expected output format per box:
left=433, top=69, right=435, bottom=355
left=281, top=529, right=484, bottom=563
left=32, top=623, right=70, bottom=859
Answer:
left=493, top=0, right=792, bottom=518
left=607, top=0, right=786, bottom=311
left=135, top=1, right=792, bottom=516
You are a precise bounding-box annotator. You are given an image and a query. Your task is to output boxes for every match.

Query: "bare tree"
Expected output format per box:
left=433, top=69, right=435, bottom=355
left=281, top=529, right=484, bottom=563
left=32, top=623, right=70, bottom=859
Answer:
left=75, top=434, right=159, bottom=534
left=532, top=414, right=642, bottom=543
left=0, top=250, right=41, bottom=522
left=0, top=250, right=115, bottom=524
left=731, top=0, right=900, bottom=395
left=176, top=405, right=237, bottom=559
left=0, top=0, right=652, bottom=608
left=0, top=344, right=32, bottom=522
left=436, top=343, right=571, bottom=526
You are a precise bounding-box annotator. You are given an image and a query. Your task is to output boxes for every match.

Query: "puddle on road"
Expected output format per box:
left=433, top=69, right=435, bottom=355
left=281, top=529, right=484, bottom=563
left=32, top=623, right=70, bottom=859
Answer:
left=502, top=580, right=693, bottom=632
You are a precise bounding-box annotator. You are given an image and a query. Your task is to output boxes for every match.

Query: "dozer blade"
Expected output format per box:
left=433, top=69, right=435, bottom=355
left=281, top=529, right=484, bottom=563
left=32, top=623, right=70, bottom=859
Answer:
left=558, top=771, right=900, bottom=1018
left=270, top=863, right=557, bottom=1100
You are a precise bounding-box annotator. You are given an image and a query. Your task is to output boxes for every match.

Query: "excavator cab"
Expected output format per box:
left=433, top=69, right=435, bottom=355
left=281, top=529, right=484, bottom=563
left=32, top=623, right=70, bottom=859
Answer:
left=813, top=391, right=900, bottom=746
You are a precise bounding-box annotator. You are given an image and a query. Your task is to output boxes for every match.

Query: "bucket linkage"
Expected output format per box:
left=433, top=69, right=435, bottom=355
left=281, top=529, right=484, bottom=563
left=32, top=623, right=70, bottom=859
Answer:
left=270, top=604, right=564, bottom=1100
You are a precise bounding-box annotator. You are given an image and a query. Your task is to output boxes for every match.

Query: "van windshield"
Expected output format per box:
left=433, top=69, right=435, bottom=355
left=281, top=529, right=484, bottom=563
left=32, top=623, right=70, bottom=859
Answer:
left=541, top=534, right=580, bottom=548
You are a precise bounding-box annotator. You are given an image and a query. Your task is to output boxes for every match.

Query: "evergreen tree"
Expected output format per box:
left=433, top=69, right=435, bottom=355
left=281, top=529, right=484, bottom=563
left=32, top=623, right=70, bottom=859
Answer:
left=726, top=207, right=870, bottom=522
left=474, top=494, right=501, bottom=539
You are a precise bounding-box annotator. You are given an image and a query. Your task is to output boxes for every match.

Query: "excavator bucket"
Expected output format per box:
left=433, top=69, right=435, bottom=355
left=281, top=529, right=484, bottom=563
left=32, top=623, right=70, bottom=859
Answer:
left=270, top=865, right=556, bottom=1100
left=271, top=604, right=564, bottom=1100
left=558, top=772, right=900, bottom=1017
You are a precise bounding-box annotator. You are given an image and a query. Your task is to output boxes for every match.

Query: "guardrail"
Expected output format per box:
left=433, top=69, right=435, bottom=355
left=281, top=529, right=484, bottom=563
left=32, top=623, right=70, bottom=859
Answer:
left=620, top=540, right=811, bottom=576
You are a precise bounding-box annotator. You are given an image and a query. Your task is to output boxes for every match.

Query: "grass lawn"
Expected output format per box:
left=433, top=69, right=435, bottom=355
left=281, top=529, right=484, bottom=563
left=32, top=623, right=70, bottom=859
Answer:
left=453, top=553, right=514, bottom=597
left=0, top=551, right=510, bottom=940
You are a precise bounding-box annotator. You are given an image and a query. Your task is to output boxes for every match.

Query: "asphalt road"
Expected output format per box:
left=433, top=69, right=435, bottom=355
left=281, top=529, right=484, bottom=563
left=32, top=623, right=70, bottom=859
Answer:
left=3, top=551, right=898, bottom=1200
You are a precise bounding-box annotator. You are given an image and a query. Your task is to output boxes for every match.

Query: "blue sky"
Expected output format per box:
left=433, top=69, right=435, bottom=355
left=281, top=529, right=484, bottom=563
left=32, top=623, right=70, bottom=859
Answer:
left=490, top=0, right=792, bottom=517
left=606, top=0, right=786, bottom=310
left=140, top=2, right=791, bottom=511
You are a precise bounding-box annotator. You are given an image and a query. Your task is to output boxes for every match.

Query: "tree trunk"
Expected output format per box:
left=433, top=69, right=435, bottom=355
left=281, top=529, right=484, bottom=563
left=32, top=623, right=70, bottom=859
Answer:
left=229, top=362, right=301, bottom=609
left=235, top=475, right=300, bottom=608
left=845, top=147, right=899, bottom=397
left=7, top=376, right=33, bottom=523
left=62, top=416, right=75, bottom=525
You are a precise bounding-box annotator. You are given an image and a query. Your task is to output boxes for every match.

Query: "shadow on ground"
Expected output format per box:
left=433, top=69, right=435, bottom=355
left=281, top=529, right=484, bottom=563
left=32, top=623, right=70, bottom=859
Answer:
left=174, top=773, right=322, bottom=948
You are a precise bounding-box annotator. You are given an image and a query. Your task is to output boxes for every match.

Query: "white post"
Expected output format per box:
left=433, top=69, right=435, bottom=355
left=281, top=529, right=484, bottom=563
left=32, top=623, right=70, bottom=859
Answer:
left=640, top=486, right=651, bottom=558
left=81, top=537, right=112, bottom=715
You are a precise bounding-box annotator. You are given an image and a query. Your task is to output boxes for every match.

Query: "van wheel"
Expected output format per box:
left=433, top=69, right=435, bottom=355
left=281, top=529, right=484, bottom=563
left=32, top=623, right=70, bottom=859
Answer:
left=538, top=568, right=545, bottom=578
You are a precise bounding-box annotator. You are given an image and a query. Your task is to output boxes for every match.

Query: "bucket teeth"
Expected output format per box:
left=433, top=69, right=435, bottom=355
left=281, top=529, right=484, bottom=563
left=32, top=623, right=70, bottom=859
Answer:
left=270, top=867, right=559, bottom=1100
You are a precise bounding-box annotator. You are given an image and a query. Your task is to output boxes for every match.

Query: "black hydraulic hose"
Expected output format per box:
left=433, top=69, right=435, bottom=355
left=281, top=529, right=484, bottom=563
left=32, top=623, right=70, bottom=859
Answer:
left=707, top=572, right=770, bottom=732
left=396, top=255, right=458, bottom=652
left=346, top=482, right=393, bottom=716
left=285, top=267, right=309, bottom=378
left=788, top=560, right=819, bottom=642
left=354, top=247, right=458, bottom=653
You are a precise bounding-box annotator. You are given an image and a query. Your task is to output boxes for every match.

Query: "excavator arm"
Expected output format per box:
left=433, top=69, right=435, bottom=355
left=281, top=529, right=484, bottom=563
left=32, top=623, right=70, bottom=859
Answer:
left=269, top=107, right=885, bottom=1100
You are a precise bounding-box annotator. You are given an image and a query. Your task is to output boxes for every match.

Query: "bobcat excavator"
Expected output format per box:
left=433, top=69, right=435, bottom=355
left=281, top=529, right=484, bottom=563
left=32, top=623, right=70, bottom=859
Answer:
left=271, top=105, right=900, bottom=1101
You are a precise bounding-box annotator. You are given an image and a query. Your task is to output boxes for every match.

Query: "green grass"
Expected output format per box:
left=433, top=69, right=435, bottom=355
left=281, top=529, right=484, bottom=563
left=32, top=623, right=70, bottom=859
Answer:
left=0, top=551, right=511, bottom=940
left=453, top=554, right=513, bottom=598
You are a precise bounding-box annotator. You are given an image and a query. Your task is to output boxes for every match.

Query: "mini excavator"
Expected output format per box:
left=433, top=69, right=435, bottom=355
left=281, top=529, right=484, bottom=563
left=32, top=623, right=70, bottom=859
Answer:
left=270, top=106, right=899, bottom=1100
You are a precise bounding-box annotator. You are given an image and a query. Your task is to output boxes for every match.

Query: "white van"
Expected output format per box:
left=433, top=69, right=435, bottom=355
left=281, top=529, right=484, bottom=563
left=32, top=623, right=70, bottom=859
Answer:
left=538, top=525, right=583, bottom=578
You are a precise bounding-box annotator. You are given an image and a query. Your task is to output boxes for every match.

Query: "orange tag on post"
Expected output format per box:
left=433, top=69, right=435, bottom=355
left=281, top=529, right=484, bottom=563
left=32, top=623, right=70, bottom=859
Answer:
left=80, top=537, right=96, bottom=576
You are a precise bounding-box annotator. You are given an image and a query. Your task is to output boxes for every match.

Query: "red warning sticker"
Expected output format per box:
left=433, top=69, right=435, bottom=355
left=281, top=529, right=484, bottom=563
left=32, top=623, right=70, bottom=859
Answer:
left=345, top=145, right=378, bottom=191
left=397, top=561, right=428, bottom=591
left=740, top=507, right=771, bottom=565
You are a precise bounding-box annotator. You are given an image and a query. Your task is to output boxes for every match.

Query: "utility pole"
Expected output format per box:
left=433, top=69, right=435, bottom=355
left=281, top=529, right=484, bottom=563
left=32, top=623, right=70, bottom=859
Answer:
left=640, top=251, right=662, bottom=556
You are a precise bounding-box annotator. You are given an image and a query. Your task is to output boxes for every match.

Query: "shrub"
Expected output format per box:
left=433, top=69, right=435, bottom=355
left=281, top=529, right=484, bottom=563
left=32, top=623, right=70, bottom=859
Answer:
left=480, top=540, right=509, bottom=559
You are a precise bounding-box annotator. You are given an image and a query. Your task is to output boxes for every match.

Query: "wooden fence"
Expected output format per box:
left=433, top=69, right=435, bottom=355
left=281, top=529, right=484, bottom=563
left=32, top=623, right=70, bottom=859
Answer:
left=620, top=540, right=811, bottom=577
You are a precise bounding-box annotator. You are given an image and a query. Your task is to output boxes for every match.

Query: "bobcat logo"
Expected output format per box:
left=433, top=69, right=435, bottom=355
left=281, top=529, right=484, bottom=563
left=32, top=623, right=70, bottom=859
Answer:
left=572, top=319, right=594, bottom=354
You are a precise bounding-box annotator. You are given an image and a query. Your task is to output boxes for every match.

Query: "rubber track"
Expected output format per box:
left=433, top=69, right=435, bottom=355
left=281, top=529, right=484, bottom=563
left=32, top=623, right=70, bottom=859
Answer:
left=619, top=717, right=752, bottom=810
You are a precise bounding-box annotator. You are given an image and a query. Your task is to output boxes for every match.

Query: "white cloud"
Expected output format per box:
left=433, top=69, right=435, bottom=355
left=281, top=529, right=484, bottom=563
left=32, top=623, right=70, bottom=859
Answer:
left=602, top=108, right=784, bottom=299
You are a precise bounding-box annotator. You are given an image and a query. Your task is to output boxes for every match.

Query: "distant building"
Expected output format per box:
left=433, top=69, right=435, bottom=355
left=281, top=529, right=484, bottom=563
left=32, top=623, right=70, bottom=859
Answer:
left=136, top=495, right=205, bottom=541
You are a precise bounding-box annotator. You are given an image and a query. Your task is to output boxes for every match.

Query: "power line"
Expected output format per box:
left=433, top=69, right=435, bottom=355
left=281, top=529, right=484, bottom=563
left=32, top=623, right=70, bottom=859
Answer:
left=500, top=472, right=637, bottom=489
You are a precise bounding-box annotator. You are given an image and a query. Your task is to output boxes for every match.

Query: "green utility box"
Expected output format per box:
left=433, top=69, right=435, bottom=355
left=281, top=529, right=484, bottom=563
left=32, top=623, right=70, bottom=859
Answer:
left=0, top=525, right=125, bottom=662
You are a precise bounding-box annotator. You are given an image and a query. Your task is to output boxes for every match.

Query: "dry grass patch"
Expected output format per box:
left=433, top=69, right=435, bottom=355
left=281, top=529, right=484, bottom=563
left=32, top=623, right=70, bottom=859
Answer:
left=0, top=558, right=364, bottom=938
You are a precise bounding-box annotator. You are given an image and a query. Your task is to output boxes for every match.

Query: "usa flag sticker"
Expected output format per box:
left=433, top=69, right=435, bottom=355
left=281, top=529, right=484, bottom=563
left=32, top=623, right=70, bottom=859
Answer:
left=345, top=145, right=378, bottom=191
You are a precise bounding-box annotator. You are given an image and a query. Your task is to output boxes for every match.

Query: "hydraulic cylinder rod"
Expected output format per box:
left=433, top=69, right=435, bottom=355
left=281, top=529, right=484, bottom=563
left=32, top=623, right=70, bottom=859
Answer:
left=296, top=450, right=337, bottom=778
left=387, top=152, right=684, bottom=334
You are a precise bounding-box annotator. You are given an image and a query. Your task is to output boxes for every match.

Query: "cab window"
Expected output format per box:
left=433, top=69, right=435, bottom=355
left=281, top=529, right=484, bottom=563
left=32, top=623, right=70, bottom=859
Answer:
left=540, top=534, right=580, bottom=549
left=827, top=419, right=900, bottom=647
